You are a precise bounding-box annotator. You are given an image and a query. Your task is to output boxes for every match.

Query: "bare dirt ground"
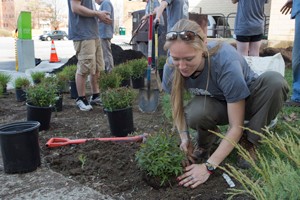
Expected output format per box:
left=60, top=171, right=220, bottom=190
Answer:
left=0, top=89, right=249, bottom=200
left=0, top=46, right=292, bottom=200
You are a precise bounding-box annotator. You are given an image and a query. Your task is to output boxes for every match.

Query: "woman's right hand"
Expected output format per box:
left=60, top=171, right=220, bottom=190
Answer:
left=180, top=139, right=196, bottom=167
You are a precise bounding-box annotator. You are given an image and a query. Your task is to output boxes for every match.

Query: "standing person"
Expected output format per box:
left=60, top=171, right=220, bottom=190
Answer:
left=281, top=0, right=300, bottom=107
left=67, top=0, right=112, bottom=111
left=154, top=0, right=189, bottom=32
left=162, top=19, right=289, bottom=188
left=232, top=0, right=268, bottom=56
left=95, top=0, right=114, bottom=73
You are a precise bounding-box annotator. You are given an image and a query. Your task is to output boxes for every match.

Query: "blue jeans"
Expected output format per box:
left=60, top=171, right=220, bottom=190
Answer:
left=292, top=13, right=300, bottom=102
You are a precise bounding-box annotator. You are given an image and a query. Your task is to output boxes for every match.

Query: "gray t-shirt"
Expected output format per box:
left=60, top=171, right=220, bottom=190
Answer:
left=234, top=0, right=268, bottom=36
left=67, top=0, right=99, bottom=41
left=145, top=0, right=165, bottom=26
left=164, top=0, right=189, bottom=31
left=162, top=41, right=258, bottom=103
left=99, top=0, right=114, bottom=39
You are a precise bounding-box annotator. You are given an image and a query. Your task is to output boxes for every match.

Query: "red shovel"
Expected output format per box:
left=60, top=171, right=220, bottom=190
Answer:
left=46, top=134, right=147, bottom=148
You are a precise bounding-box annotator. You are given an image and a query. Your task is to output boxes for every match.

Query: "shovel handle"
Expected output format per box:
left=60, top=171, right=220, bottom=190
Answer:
left=46, top=134, right=146, bottom=148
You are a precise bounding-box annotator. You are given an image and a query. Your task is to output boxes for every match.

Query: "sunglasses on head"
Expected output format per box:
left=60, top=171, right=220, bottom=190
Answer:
left=166, top=31, right=203, bottom=42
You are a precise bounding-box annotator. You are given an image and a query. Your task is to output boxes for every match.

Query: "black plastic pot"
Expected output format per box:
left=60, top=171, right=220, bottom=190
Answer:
left=0, top=121, right=41, bottom=174
left=15, top=88, right=26, bottom=102
left=105, top=107, right=134, bottom=137
left=69, top=80, right=78, bottom=99
left=158, top=68, right=163, bottom=81
left=52, top=95, right=63, bottom=112
left=121, top=79, right=131, bottom=87
left=131, top=77, right=145, bottom=89
left=26, top=103, right=52, bottom=131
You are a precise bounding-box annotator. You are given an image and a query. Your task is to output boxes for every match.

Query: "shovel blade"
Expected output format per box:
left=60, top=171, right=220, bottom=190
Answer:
left=138, top=89, right=160, bottom=113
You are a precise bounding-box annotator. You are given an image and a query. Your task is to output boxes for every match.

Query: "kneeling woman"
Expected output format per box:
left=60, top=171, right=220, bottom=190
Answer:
left=162, top=19, right=289, bottom=188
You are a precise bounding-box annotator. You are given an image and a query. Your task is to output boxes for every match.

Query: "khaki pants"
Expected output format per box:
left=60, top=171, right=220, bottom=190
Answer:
left=73, top=39, right=104, bottom=75
left=101, top=38, right=114, bottom=72
left=185, top=71, right=289, bottom=147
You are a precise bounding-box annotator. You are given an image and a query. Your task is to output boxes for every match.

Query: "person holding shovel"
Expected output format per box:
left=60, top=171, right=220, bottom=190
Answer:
left=162, top=19, right=289, bottom=188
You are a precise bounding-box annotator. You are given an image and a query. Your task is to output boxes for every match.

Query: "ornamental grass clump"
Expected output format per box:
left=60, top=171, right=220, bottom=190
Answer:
left=212, top=125, right=300, bottom=200
left=14, top=77, right=31, bottom=89
left=135, top=132, right=184, bottom=186
left=0, top=72, right=11, bottom=91
left=30, top=71, right=45, bottom=84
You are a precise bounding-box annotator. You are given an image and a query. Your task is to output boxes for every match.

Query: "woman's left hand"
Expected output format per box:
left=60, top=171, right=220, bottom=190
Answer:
left=177, top=164, right=210, bottom=188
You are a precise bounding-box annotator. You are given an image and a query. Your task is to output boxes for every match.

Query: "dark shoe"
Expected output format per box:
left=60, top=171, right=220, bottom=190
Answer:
left=284, top=100, right=300, bottom=107
left=193, top=147, right=211, bottom=164
left=237, top=136, right=257, bottom=169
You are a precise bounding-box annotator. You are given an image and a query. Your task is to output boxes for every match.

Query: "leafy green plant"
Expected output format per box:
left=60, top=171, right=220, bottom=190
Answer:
left=135, top=132, right=185, bottom=186
left=101, top=87, right=136, bottom=111
left=99, top=71, right=122, bottom=91
left=157, top=56, right=167, bottom=69
left=78, top=154, right=87, bottom=170
left=129, top=58, right=147, bottom=79
left=61, top=65, right=77, bottom=81
left=26, top=82, right=57, bottom=107
left=0, top=72, right=12, bottom=89
left=112, top=63, right=132, bottom=81
left=14, top=77, right=31, bottom=89
left=30, top=71, right=45, bottom=84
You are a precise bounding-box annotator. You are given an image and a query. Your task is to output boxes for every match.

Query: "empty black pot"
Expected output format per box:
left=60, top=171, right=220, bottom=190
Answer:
left=0, top=121, right=41, bottom=174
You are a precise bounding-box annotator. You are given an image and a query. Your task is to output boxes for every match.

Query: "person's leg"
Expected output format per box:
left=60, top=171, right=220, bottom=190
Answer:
left=90, top=38, right=103, bottom=95
left=291, top=14, right=300, bottom=103
left=236, top=41, right=249, bottom=56
left=185, top=96, right=228, bottom=161
left=73, top=40, right=95, bottom=111
left=248, top=40, right=261, bottom=56
left=244, top=71, right=289, bottom=145
left=248, top=34, right=263, bottom=57
left=101, top=38, right=114, bottom=73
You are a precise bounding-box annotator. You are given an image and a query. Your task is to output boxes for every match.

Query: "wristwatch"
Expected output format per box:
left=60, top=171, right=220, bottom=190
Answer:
left=205, top=161, right=216, bottom=174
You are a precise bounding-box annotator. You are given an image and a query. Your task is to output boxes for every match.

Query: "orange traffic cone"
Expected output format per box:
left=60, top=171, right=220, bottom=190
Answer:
left=49, top=40, right=60, bottom=63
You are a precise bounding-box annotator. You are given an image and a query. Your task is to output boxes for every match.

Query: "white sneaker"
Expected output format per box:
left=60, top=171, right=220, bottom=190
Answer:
left=89, top=96, right=102, bottom=106
left=76, top=99, right=93, bottom=111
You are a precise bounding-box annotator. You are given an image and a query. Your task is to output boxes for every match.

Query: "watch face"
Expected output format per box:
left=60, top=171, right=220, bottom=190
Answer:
left=205, top=162, right=215, bottom=171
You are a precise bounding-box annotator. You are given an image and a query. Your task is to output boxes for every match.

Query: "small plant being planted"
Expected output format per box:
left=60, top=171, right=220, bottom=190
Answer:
left=135, top=132, right=185, bottom=188
left=98, top=71, right=122, bottom=91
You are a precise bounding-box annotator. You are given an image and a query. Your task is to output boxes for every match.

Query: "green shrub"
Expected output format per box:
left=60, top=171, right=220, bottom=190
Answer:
left=113, top=63, right=132, bottom=81
left=135, top=132, right=184, bottom=186
left=101, top=87, right=136, bottom=111
left=157, top=56, right=167, bottom=69
left=99, top=72, right=122, bottom=91
left=14, top=77, right=31, bottom=89
left=129, top=58, right=147, bottom=79
left=26, top=82, right=57, bottom=107
left=61, top=65, right=77, bottom=81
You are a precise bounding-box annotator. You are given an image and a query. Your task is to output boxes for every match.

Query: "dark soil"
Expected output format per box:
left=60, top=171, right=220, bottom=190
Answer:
left=0, top=89, right=249, bottom=200
left=1, top=46, right=292, bottom=199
